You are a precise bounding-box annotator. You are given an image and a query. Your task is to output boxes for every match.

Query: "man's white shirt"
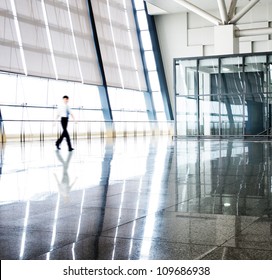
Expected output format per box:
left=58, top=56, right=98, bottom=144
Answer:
left=58, top=104, right=71, bottom=118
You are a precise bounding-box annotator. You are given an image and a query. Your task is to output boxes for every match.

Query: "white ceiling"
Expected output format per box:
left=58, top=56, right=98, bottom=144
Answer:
left=144, top=0, right=265, bottom=15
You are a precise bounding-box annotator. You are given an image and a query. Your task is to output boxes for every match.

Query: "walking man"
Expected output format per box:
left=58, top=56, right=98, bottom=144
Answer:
left=55, top=95, right=75, bottom=151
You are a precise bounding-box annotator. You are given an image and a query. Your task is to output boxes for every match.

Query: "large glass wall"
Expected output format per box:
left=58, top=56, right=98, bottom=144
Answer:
left=0, top=0, right=173, bottom=142
left=0, top=72, right=104, bottom=140
left=175, top=53, right=271, bottom=137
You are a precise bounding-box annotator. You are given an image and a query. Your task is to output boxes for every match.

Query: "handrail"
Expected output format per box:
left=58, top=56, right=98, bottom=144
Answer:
left=257, top=127, right=272, bottom=136
left=0, top=119, right=174, bottom=143
left=0, top=119, right=174, bottom=123
left=173, top=134, right=272, bottom=139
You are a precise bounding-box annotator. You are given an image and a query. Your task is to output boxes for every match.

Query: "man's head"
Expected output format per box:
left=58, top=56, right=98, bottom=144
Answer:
left=63, top=95, right=69, bottom=104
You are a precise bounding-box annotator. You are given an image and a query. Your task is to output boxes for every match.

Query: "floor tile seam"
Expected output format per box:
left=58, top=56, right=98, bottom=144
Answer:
left=0, top=210, right=89, bottom=225
left=2, top=214, right=259, bottom=238
left=0, top=224, right=34, bottom=231
left=97, top=199, right=209, bottom=234
left=0, top=226, right=85, bottom=236
left=92, top=192, right=122, bottom=200
left=158, top=198, right=200, bottom=211
left=24, top=233, right=95, bottom=260
left=213, top=216, right=263, bottom=249
left=0, top=207, right=162, bottom=234
left=26, top=242, right=80, bottom=260
left=81, top=206, right=148, bottom=211
left=89, top=233, right=222, bottom=248
left=99, top=214, right=149, bottom=234
left=100, top=202, right=195, bottom=233
left=194, top=246, right=220, bottom=260
left=192, top=216, right=264, bottom=259
left=260, top=214, right=272, bottom=221
left=198, top=173, right=261, bottom=177
left=96, top=203, right=193, bottom=234
left=105, top=191, right=174, bottom=195
left=214, top=244, right=272, bottom=252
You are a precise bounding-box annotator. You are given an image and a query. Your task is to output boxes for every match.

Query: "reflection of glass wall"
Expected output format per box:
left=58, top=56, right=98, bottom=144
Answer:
left=175, top=139, right=272, bottom=216
left=175, top=53, right=271, bottom=137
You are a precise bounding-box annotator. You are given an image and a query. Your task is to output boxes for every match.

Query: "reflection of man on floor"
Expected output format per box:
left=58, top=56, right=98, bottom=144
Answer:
left=54, top=151, right=77, bottom=199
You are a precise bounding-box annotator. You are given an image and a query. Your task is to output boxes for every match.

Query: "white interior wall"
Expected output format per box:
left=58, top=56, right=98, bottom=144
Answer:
left=154, top=2, right=272, bottom=107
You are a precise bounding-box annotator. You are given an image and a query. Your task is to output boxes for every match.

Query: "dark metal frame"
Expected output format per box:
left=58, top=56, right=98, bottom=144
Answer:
left=86, top=0, right=113, bottom=122
left=131, top=0, right=157, bottom=121
left=143, top=1, right=174, bottom=121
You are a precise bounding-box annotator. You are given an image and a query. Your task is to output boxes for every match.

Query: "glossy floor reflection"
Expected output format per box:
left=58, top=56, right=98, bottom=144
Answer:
left=0, top=137, right=272, bottom=260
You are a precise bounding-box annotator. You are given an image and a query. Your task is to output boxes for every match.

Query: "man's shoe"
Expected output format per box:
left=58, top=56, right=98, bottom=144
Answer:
left=55, top=143, right=61, bottom=150
left=68, top=148, right=74, bottom=152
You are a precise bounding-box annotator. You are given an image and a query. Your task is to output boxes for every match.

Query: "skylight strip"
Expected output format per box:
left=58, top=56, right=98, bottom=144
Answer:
left=106, top=0, right=124, bottom=89
left=66, top=0, right=84, bottom=83
left=9, top=0, right=28, bottom=75
left=123, top=0, right=141, bottom=91
left=41, top=0, right=59, bottom=79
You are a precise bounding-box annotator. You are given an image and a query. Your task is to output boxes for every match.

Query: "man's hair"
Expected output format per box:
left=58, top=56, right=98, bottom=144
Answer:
left=63, top=95, right=69, bottom=99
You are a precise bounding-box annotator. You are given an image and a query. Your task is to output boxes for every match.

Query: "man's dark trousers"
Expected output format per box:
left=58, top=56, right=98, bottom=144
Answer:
left=56, top=117, right=72, bottom=150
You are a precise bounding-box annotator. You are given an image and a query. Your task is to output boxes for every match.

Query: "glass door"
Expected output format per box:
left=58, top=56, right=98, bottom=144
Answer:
left=175, top=59, right=198, bottom=136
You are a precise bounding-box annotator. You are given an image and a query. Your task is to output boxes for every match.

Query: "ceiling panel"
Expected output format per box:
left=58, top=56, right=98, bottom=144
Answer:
left=145, top=0, right=265, bottom=15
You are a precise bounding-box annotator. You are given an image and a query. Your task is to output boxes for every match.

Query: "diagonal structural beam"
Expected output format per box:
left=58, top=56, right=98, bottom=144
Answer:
left=229, top=0, right=260, bottom=24
left=173, top=0, right=222, bottom=26
left=228, top=0, right=237, bottom=20
left=217, top=0, right=228, bottom=24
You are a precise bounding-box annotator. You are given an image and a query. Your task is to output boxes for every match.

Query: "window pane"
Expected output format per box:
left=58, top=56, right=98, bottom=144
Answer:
left=0, top=73, right=17, bottom=104
left=108, top=87, right=148, bottom=121
left=148, top=71, right=160, bottom=91
left=17, top=75, right=48, bottom=106
left=140, top=31, right=152, bottom=50
left=134, top=0, right=145, bottom=10
left=199, top=96, right=220, bottom=136
left=72, top=83, right=102, bottom=109
left=221, top=57, right=243, bottom=73
left=152, top=91, right=164, bottom=111
left=220, top=57, right=244, bottom=95
left=220, top=95, right=244, bottom=136
left=199, top=58, right=219, bottom=95
left=176, top=96, right=198, bottom=136
left=244, top=55, right=266, bottom=94
left=144, top=51, right=156, bottom=71
left=176, top=59, right=197, bottom=96
left=137, top=10, right=148, bottom=30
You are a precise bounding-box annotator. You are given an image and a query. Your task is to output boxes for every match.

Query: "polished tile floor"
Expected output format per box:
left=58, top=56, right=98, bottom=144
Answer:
left=0, top=137, right=271, bottom=260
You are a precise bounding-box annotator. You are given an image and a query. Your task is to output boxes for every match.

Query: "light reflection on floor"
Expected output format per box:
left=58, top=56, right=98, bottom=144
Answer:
left=0, top=137, right=271, bottom=260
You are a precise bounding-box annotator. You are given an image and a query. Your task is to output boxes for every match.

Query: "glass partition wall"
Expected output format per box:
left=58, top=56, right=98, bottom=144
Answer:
left=175, top=53, right=272, bottom=138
